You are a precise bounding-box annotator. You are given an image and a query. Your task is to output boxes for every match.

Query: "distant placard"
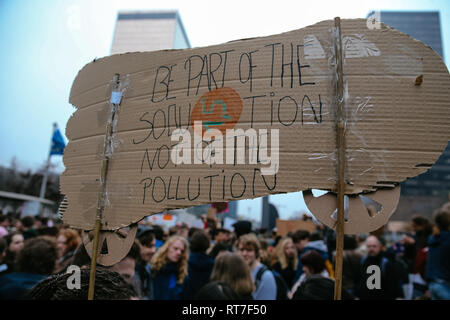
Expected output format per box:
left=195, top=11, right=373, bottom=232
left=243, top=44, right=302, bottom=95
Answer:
left=276, top=219, right=317, bottom=236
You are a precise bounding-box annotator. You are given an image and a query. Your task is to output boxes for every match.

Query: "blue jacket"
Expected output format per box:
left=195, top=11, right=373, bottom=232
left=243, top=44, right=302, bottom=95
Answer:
left=426, top=231, right=450, bottom=283
left=251, top=263, right=276, bottom=300
left=152, top=262, right=184, bottom=300
left=0, top=272, right=47, bottom=300
left=181, top=252, right=214, bottom=299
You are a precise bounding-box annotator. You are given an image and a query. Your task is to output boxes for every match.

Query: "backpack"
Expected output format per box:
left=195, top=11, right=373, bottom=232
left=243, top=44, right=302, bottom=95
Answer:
left=255, top=265, right=288, bottom=300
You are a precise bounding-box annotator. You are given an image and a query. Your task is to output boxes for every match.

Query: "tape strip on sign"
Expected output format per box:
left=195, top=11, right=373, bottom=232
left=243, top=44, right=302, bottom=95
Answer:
left=110, top=91, right=122, bottom=104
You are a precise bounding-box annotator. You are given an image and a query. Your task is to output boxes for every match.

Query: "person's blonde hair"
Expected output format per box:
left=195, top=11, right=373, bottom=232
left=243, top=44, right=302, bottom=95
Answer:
left=150, top=235, right=189, bottom=284
left=211, top=252, right=255, bottom=297
left=276, top=237, right=298, bottom=269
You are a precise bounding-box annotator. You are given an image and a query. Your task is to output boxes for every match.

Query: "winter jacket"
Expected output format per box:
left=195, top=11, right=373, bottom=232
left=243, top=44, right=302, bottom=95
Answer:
left=0, top=272, right=47, bottom=299
left=355, top=253, right=398, bottom=300
left=333, top=249, right=363, bottom=294
left=134, top=260, right=153, bottom=299
left=426, top=231, right=450, bottom=283
left=152, top=262, right=184, bottom=300
left=181, top=252, right=214, bottom=299
left=292, top=274, right=352, bottom=300
left=272, top=261, right=296, bottom=289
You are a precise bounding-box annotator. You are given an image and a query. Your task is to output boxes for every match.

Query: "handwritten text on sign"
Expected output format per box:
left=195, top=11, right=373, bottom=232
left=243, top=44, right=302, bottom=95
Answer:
left=131, top=42, right=326, bottom=205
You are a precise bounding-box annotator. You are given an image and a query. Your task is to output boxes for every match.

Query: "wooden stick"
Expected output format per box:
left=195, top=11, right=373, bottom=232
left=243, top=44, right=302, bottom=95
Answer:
left=88, top=218, right=101, bottom=300
left=333, top=17, right=346, bottom=301
left=88, top=74, right=121, bottom=300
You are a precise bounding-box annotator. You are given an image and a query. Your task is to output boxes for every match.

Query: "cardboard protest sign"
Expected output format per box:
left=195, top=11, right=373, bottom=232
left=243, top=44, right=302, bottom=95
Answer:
left=61, top=19, right=450, bottom=239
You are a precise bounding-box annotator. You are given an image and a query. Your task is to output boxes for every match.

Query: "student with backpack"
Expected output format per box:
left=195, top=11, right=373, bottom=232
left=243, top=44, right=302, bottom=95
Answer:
left=237, top=233, right=277, bottom=300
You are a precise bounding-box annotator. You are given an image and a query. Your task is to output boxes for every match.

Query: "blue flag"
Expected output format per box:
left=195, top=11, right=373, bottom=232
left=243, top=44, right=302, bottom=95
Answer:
left=50, top=128, right=66, bottom=155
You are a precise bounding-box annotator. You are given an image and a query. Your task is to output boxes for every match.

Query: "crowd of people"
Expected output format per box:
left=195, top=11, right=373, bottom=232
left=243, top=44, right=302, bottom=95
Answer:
left=0, top=200, right=449, bottom=300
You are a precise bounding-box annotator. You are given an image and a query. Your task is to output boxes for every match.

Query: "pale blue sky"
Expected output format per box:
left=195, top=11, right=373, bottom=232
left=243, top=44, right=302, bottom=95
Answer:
left=1, top=0, right=449, bottom=220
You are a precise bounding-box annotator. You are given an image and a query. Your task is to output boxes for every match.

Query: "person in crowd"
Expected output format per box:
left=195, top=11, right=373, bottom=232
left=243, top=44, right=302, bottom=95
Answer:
left=54, top=228, right=81, bottom=273
left=291, top=250, right=351, bottom=300
left=237, top=233, right=276, bottom=300
left=29, top=267, right=138, bottom=300
left=303, top=232, right=334, bottom=278
left=0, top=236, right=58, bottom=299
left=195, top=281, right=241, bottom=300
left=258, top=237, right=271, bottom=267
left=10, top=217, right=23, bottom=234
left=37, top=226, right=59, bottom=238
left=205, top=251, right=254, bottom=299
left=271, top=237, right=298, bottom=290
left=232, top=221, right=252, bottom=239
left=20, top=216, right=37, bottom=240
left=109, top=241, right=140, bottom=289
left=0, top=215, right=9, bottom=238
left=71, top=244, right=91, bottom=269
left=355, top=235, right=399, bottom=300
left=356, top=233, right=368, bottom=256
left=1, top=231, right=24, bottom=274
left=425, top=204, right=450, bottom=300
left=151, top=235, right=189, bottom=300
left=134, top=228, right=156, bottom=299
left=152, top=225, right=165, bottom=249
left=208, top=242, right=232, bottom=259
left=212, top=228, right=231, bottom=246
left=290, top=250, right=330, bottom=298
left=291, top=230, right=334, bottom=282
left=291, top=230, right=310, bottom=282
left=169, top=226, right=178, bottom=237
left=0, top=238, right=7, bottom=274
left=188, top=227, right=202, bottom=240
left=332, top=235, right=362, bottom=296
left=181, top=230, right=214, bottom=299
left=176, top=223, right=190, bottom=239
left=401, top=215, right=433, bottom=272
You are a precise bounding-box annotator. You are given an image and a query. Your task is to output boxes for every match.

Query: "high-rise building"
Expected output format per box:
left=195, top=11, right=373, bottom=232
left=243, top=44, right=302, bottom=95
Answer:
left=369, top=11, right=449, bottom=221
left=111, top=10, right=191, bottom=54
left=372, top=11, right=444, bottom=58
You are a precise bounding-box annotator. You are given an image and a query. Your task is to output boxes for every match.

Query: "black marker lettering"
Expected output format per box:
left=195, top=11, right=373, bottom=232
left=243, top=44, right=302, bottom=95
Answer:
left=264, top=43, right=281, bottom=87
left=281, top=43, right=294, bottom=88
left=297, top=44, right=315, bottom=86
left=167, top=176, right=175, bottom=200
left=252, top=168, right=277, bottom=196
left=175, top=176, right=186, bottom=200
left=140, top=177, right=152, bottom=204
left=230, top=172, right=246, bottom=198
left=208, top=52, right=222, bottom=90
left=243, top=95, right=266, bottom=128
left=278, top=96, right=298, bottom=126
left=187, top=177, right=200, bottom=201
left=204, top=174, right=219, bottom=201
left=220, top=49, right=234, bottom=87
left=152, top=176, right=166, bottom=203
left=133, top=112, right=153, bottom=145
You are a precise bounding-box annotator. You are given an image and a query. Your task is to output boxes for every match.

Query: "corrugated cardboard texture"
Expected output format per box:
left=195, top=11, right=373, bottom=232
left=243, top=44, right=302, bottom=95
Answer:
left=62, top=19, right=450, bottom=231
